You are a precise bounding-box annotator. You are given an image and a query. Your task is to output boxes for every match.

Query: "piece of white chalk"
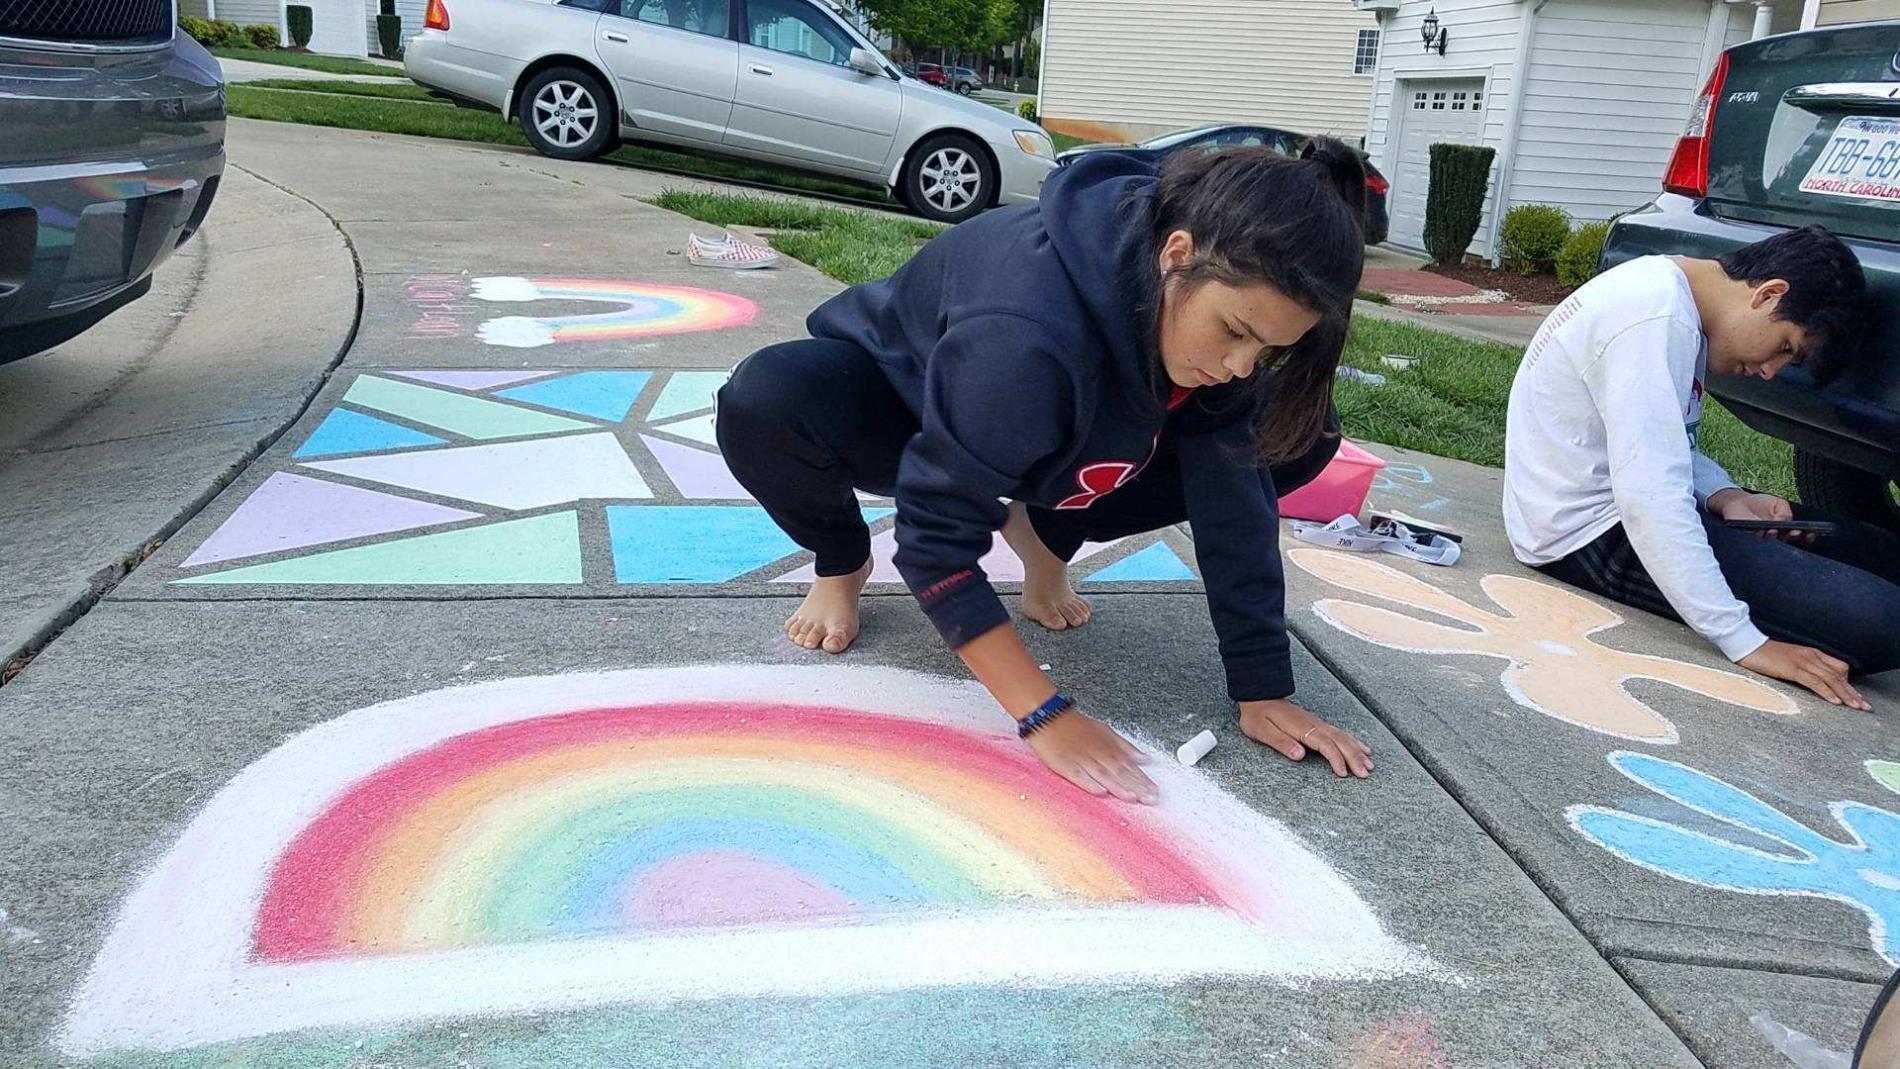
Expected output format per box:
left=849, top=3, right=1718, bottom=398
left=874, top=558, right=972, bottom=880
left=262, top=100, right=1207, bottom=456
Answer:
left=1176, top=729, right=1218, bottom=767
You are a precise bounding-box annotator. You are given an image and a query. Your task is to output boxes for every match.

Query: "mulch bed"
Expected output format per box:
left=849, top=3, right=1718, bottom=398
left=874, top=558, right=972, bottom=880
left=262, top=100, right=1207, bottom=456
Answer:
left=1426, top=263, right=1575, bottom=306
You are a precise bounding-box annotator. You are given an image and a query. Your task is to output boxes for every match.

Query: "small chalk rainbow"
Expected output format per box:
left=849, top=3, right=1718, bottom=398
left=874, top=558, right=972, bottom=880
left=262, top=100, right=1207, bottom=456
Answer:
left=471, top=277, right=757, bottom=348
left=62, top=666, right=1432, bottom=1056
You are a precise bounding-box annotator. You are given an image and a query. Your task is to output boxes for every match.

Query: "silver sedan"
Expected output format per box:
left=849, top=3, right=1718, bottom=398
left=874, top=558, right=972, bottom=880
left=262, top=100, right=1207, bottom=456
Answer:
left=405, top=0, right=1057, bottom=222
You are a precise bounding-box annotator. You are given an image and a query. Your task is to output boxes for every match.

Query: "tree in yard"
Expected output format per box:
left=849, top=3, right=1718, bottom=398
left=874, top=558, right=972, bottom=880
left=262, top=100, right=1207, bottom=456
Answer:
left=852, top=0, right=1012, bottom=56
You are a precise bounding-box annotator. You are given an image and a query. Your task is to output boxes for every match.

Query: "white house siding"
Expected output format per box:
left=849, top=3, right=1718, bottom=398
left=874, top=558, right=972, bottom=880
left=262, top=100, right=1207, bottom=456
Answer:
left=364, top=0, right=426, bottom=57
left=1039, top=0, right=1378, bottom=144
left=1505, top=0, right=1714, bottom=225
left=1364, top=0, right=1523, bottom=255
left=216, top=0, right=281, bottom=27
left=1818, top=0, right=1900, bottom=23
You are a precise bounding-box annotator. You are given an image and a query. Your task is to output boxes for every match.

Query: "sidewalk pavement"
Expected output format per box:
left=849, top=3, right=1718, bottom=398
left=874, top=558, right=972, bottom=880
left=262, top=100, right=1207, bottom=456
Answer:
left=1361, top=243, right=1551, bottom=349
left=0, top=120, right=1886, bottom=1068
left=217, top=57, right=414, bottom=85
left=1282, top=441, right=1900, bottom=1067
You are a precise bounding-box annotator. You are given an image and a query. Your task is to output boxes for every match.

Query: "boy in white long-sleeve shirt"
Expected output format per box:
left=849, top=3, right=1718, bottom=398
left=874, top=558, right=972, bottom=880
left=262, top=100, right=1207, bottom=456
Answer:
left=1504, top=226, right=1897, bottom=710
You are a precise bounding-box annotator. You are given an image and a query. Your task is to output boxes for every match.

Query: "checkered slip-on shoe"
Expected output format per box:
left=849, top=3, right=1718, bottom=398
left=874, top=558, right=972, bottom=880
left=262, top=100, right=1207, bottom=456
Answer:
left=687, top=233, right=779, bottom=270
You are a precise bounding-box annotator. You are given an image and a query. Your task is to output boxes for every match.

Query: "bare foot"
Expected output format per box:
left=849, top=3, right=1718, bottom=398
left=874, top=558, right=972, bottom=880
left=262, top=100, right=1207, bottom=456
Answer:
left=1002, top=501, right=1092, bottom=632
left=786, top=558, right=871, bottom=654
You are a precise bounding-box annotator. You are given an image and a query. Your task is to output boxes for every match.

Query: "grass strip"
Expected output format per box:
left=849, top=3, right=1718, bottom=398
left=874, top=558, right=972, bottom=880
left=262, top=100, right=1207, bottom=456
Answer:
left=225, top=87, right=897, bottom=205
left=213, top=47, right=399, bottom=77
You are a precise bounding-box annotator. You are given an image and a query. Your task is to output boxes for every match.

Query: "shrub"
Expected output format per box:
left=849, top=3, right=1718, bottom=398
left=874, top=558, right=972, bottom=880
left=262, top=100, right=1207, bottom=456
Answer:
left=287, top=4, right=313, bottom=48
left=1423, top=143, right=1494, bottom=266
left=242, top=23, right=279, bottom=49
left=1557, top=220, right=1612, bottom=288
left=1499, top=203, right=1572, bottom=275
left=179, top=16, right=242, bottom=46
left=376, top=12, right=402, bottom=57
left=1016, top=99, right=1036, bottom=121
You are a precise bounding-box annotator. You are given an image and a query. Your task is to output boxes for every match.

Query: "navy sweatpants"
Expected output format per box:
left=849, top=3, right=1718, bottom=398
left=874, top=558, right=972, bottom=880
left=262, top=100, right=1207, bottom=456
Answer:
left=1533, top=503, right=1900, bottom=674
left=716, top=337, right=1336, bottom=578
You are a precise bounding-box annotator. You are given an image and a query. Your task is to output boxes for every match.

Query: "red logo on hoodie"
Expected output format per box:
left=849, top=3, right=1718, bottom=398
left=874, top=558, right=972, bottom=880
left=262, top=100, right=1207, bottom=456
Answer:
left=1055, top=461, right=1138, bottom=509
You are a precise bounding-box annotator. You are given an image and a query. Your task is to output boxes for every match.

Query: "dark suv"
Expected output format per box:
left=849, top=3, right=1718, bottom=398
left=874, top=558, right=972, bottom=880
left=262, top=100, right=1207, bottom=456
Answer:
left=1601, top=22, right=1900, bottom=530
left=0, top=0, right=226, bottom=364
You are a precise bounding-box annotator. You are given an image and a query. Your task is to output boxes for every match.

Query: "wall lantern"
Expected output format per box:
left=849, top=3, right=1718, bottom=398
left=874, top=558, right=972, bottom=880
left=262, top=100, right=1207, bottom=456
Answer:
left=1421, top=9, right=1449, bottom=54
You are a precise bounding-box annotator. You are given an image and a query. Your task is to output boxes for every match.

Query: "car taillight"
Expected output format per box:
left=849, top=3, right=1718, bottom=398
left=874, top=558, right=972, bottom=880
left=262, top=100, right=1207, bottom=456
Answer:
left=424, top=0, right=449, bottom=30
left=1663, top=52, right=1728, bottom=197
left=1366, top=173, right=1389, bottom=196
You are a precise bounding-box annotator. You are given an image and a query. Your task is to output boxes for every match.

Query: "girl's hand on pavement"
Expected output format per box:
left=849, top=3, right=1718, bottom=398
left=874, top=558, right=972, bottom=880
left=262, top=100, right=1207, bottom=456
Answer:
left=1740, top=639, right=1870, bottom=711
left=1026, top=709, right=1158, bottom=804
left=1239, top=698, right=1374, bottom=778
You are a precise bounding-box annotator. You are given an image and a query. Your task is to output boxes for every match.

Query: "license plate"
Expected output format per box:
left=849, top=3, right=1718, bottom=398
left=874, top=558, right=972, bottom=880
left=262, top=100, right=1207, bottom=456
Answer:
left=1800, top=116, right=1900, bottom=202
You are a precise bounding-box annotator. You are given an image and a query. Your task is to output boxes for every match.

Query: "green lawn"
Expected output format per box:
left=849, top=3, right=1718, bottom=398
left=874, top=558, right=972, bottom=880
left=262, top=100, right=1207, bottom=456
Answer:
left=651, top=190, right=942, bottom=286
left=212, top=47, right=399, bottom=78
left=647, top=189, right=1796, bottom=496
left=224, top=86, right=897, bottom=205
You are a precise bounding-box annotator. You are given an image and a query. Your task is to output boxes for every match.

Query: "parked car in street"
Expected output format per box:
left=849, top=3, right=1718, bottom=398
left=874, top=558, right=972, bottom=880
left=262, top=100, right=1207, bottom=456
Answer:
left=0, top=2, right=227, bottom=364
left=1601, top=22, right=1900, bottom=531
left=1057, top=124, right=1391, bottom=244
left=913, top=61, right=948, bottom=88
left=949, top=66, right=982, bottom=95
left=405, top=0, right=1055, bottom=222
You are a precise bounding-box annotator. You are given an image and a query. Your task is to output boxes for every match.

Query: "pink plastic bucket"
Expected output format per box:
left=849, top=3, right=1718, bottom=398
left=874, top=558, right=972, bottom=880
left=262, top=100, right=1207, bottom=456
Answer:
left=1278, top=440, right=1387, bottom=522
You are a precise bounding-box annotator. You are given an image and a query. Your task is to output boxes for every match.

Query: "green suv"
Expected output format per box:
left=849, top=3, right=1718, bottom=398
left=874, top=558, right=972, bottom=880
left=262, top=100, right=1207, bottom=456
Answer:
left=1601, top=22, right=1900, bottom=530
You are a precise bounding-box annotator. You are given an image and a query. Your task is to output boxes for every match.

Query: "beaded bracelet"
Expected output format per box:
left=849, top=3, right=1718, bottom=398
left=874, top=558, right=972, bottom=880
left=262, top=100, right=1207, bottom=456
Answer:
left=1017, top=692, right=1073, bottom=739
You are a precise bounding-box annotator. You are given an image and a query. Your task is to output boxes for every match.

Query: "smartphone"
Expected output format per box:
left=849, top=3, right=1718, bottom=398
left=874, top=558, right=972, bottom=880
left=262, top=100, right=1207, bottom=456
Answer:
left=1722, top=518, right=1838, bottom=536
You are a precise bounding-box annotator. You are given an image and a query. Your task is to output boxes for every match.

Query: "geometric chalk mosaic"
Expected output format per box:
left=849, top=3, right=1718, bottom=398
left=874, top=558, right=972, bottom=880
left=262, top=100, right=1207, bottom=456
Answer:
left=172, top=370, right=1203, bottom=588
left=58, top=665, right=1433, bottom=1056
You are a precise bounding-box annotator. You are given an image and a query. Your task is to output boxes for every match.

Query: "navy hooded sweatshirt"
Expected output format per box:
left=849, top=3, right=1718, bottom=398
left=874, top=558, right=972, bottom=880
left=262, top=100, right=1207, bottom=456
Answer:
left=806, top=151, right=1297, bottom=702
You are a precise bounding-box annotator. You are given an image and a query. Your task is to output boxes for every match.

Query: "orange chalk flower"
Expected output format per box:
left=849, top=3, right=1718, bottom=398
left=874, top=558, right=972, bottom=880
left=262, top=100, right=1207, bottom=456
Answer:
left=1289, top=548, right=1797, bottom=743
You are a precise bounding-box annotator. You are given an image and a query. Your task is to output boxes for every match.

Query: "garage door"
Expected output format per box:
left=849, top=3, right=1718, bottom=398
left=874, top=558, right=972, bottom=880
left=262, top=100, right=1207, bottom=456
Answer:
left=1388, top=80, right=1487, bottom=252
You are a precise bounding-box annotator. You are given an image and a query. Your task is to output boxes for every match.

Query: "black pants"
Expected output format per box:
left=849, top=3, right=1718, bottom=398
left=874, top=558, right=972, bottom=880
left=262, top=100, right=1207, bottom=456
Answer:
left=716, top=337, right=1337, bottom=577
left=1533, top=503, right=1900, bottom=674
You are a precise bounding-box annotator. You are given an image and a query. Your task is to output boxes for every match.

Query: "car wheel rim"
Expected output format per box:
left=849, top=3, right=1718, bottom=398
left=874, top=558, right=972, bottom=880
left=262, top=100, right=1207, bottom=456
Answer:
left=532, top=80, right=598, bottom=148
left=920, top=148, right=980, bottom=213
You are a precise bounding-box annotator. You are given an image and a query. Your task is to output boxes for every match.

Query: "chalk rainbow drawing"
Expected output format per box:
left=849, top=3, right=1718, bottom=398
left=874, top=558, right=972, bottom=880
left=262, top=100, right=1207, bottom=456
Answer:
left=469, top=278, right=758, bottom=348
left=61, top=665, right=1431, bottom=1056
left=1570, top=753, right=1900, bottom=966
left=1289, top=547, right=1797, bottom=743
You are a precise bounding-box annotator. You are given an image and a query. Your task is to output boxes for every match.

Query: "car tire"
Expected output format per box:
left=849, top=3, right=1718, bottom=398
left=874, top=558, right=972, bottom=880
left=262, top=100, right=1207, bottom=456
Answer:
left=518, top=66, right=616, bottom=161
left=956, top=83, right=972, bottom=95
left=1794, top=448, right=1900, bottom=532
left=902, top=133, right=995, bottom=225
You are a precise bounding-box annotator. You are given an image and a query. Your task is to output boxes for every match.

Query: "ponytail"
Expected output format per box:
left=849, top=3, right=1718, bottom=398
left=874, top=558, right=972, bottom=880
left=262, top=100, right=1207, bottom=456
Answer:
left=1149, top=138, right=1367, bottom=462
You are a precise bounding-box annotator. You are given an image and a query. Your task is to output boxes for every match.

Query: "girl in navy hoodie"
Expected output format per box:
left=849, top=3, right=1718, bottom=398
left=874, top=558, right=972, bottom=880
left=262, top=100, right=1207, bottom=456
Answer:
left=717, top=141, right=1373, bottom=804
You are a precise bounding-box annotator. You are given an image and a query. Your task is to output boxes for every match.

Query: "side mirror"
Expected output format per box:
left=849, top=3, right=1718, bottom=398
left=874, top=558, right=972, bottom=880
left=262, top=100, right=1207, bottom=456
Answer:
left=848, top=48, right=886, bottom=77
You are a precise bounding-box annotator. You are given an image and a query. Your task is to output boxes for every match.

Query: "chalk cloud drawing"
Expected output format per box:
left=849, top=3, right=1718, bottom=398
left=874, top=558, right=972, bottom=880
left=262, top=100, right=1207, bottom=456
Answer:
left=469, top=278, right=758, bottom=348
left=1570, top=753, right=1900, bottom=966
left=1289, top=547, right=1797, bottom=743
left=174, top=369, right=1201, bottom=589
left=60, top=665, right=1433, bottom=1057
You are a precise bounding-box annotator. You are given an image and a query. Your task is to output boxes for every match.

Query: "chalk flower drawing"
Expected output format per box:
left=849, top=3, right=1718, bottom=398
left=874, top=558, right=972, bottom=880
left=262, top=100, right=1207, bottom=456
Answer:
left=1570, top=753, right=1900, bottom=966
left=468, top=277, right=758, bottom=348
left=61, top=665, right=1433, bottom=1057
left=1288, top=548, right=1796, bottom=743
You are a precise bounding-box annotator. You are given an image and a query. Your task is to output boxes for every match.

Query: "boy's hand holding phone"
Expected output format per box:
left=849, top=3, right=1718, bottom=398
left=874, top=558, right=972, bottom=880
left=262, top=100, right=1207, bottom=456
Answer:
left=1710, top=489, right=1821, bottom=544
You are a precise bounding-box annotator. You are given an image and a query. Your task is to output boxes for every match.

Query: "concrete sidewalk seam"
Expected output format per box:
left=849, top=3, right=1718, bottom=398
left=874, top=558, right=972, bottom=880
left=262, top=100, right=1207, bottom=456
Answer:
left=1599, top=929, right=1889, bottom=986
left=0, top=165, right=365, bottom=686
left=1289, top=625, right=1709, bottom=1062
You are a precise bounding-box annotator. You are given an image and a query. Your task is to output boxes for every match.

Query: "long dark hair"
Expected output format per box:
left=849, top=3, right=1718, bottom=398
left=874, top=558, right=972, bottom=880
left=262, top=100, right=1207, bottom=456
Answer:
left=1148, top=138, right=1367, bottom=461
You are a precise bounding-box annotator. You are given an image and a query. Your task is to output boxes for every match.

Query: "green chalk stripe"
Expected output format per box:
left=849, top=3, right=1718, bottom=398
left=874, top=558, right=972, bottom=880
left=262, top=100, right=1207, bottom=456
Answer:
left=175, top=512, right=583, bottom=585
left=344, top=376, right=596, bottom=440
